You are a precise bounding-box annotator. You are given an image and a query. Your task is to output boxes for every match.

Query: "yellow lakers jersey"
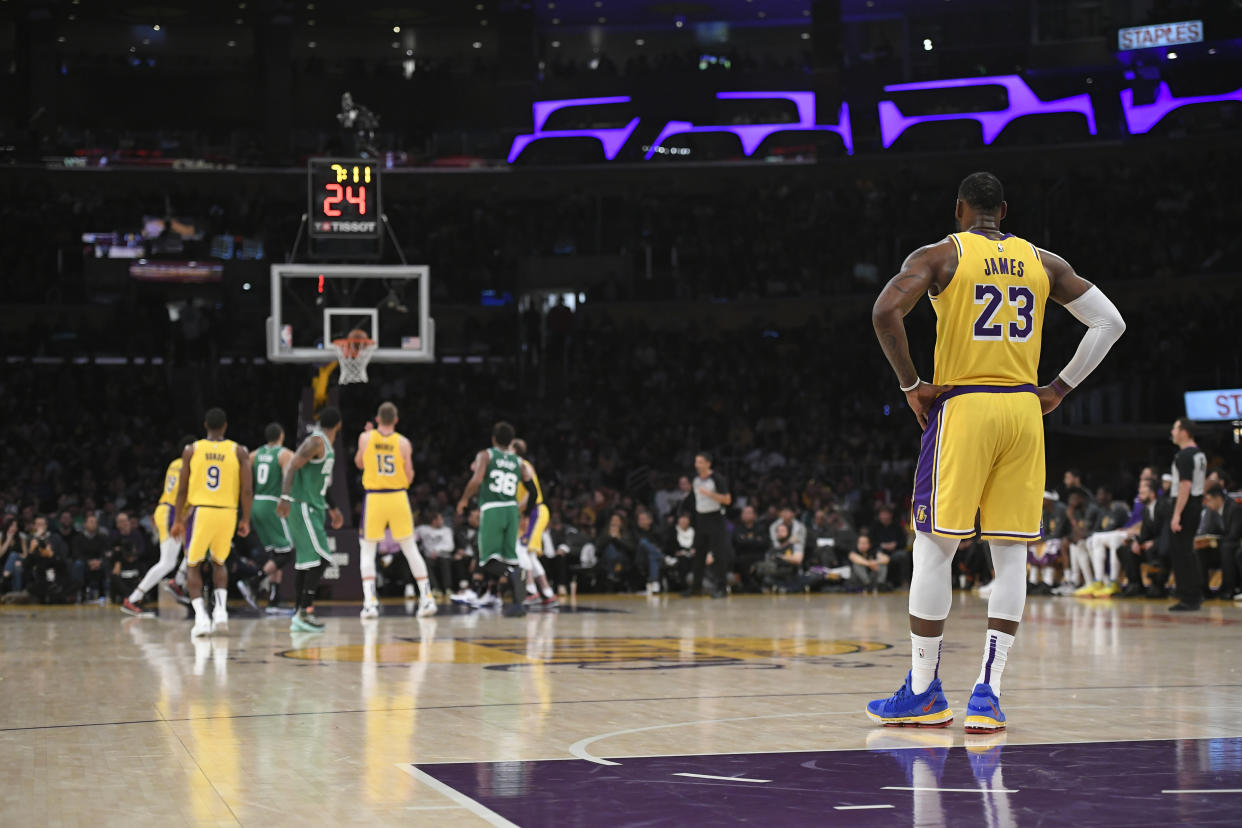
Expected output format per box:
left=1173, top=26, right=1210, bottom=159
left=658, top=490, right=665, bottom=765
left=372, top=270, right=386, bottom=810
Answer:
left=931, top=232, right=1050, bottom=386
left=158, top=458, right=182, bottom=507
left=187, top=438, right=241, bottom=508
left=516, top=460, right=544, bottom=511
left=362, top=429, right=410, bottom=490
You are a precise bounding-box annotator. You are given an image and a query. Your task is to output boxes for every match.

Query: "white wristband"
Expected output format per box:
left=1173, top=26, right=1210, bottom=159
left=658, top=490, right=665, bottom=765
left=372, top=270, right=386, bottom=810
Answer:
left=280, top=494, right=293, bottom=502
left=899, top=378, right=922, bottom=392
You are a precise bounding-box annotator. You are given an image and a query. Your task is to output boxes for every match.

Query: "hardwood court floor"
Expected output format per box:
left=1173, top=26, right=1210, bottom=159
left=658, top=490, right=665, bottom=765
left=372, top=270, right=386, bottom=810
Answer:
left=2, top=592, right=1241, bottom=826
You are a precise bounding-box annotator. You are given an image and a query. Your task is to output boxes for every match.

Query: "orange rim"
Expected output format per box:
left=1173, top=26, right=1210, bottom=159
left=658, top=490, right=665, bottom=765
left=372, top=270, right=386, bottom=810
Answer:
left=331, top=337, right=376, bottom=349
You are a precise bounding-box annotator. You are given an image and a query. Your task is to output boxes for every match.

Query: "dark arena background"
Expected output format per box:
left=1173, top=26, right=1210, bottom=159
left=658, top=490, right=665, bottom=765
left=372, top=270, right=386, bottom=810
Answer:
left=2, top=1, right=1242, bottom=825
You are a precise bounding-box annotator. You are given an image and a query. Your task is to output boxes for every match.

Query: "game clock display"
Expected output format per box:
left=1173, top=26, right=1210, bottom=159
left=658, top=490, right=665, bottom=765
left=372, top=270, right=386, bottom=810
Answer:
left=307, top=159, right=382, bottom=239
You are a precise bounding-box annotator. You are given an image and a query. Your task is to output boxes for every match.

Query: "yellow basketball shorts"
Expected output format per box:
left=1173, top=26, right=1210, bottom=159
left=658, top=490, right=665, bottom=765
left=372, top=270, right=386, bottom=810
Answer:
left=911, top=385, right=1044, bottom=542
left=185, top=505, right=238, bottom=565
left=154, top=503, right=178, bottom=546
left=520, top=504, right=550, bottom=554
left=361, top=490, right=414, bottom=542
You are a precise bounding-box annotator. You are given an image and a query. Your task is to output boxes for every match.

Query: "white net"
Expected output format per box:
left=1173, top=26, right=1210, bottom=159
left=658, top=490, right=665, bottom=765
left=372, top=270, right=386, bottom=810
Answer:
left=332, top=338, right=377, bottom=384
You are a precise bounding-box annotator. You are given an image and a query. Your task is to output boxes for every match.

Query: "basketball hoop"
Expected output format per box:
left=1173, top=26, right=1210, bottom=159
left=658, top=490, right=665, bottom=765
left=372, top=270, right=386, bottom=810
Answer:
left=331, top=334, right=377, bottom=384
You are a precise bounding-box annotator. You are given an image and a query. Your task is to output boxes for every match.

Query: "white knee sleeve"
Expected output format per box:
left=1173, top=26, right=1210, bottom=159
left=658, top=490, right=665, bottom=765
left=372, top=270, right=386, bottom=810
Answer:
left=514, top=543, right=534, bottom=572
left=359, top=539, right=377, bottom=580
left=530, top=553, right=546, bottom=580
left=987, top=542, right=1028, bottom=622
left=136, top=537, right=183, bottom=595
left=908, top=532, right=958, bottom=621
left=398, top=537, right=427, bottom=580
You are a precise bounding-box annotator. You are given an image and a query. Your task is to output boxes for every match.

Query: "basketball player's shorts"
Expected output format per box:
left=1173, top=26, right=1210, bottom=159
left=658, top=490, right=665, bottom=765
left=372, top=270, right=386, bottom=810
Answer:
left=185, top=505, right=238, bottom=566
left=361, top=489, right=414, bottom=542
left=250, top=497, right=293, bottom=553
left=478, top=503, right=520, bottom=567
left=911, top=385, right=1043, bottom=543
left=519, top=503, right=550, bottom=554
left=1028, top=538, right=1061, bottom=567
left=154, top=503, right=178, bottom=546
left=290, top=501, right=332, bottom=570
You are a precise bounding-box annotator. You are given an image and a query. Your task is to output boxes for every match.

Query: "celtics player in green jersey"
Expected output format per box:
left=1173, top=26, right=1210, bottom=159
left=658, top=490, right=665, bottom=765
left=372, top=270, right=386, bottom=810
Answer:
left=456, top=421, right=532, bottom=617
left=276, top=407, right=344, bottom=633
left=248, top=423, right=294, bottom=613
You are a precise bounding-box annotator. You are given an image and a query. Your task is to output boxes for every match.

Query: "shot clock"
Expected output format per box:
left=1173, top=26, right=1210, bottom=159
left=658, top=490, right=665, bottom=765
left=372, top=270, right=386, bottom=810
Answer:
left=307, top=158, right=382, bottom=240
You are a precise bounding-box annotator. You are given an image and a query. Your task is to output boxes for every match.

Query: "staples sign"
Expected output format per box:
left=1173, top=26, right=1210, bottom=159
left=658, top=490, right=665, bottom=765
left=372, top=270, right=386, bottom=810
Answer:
left=1118, top=20, right=1203, bottom=51
left=1185, top=389, right=1242, bottom=422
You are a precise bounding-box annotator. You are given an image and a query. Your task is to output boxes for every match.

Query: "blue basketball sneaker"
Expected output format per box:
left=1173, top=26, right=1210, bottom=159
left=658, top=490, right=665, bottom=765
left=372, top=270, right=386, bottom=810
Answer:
left=963, top=683, right=1007, bottom=733
left=866, top=671, right=953, bottom=728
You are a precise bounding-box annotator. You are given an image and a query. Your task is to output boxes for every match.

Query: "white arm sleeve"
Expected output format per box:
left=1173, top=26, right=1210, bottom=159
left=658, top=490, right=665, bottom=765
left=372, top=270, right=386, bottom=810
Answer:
left=1058, top=285, right=1125, bottom=388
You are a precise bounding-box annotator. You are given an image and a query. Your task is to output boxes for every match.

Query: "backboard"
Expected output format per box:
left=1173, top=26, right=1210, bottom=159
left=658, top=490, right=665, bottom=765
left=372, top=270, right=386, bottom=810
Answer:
left=266, top=264, right=434, bottom=364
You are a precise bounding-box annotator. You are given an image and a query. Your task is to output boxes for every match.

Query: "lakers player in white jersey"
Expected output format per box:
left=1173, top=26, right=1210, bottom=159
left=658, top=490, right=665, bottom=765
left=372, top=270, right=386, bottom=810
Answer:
left=354, top=401, right=436, bottom=619
left=867, top=173, right=1124, bottom=732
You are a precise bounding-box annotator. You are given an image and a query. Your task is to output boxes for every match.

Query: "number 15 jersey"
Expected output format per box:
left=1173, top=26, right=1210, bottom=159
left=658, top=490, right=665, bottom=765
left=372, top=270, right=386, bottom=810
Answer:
left=361, top=429, right=409, bottom=491
left=931, top=232, right=1050, bottom=387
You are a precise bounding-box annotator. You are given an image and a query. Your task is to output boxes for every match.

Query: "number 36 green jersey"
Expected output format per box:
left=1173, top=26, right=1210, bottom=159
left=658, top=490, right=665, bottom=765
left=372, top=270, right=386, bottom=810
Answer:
left=478, top=448, right=520, bottom=507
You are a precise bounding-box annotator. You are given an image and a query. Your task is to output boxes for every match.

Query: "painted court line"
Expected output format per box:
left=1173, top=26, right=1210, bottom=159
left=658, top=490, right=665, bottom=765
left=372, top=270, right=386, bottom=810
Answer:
left=1162, top=789, right=1242, bottom=795
left=672, top=773, right=771, bottom=783
left=835, top=805, right=895, bottom=811
left=397, top=764, right=518, bottom=828
left=568, top=710, right=859, bottom=766
left=883, top=786, right=1019, bottom=794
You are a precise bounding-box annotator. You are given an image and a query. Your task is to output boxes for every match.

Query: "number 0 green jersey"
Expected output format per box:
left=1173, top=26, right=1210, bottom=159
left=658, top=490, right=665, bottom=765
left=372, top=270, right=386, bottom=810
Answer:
left=478, top=447, right=521, bottom=507
left=253, top=444, right=283, bottom=498
left=291, top=430, right=335, bottom=510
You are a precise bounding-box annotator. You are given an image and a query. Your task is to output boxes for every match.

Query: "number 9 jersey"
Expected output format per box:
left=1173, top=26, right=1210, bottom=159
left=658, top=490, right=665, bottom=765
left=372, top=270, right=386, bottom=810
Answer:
left=185, top=438, right=241, bottom=566
left=931, top=232, right=1050, bottom=387
left=187, top=439, right=241, bottom=508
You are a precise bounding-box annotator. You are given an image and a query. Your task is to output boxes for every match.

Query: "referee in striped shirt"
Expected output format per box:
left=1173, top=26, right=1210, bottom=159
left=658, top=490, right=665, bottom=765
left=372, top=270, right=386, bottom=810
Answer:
left=680, top=452, right=734, bottom=598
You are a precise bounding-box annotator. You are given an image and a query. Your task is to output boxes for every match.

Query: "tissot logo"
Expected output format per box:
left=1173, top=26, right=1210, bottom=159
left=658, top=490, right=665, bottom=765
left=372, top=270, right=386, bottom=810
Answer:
left=322, top=221, right=376, bottom=233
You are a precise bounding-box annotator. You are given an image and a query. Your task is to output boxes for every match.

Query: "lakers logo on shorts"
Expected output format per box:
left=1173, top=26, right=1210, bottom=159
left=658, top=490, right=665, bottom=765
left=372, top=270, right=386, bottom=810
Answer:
left=916, top=504, right=928, bottom=524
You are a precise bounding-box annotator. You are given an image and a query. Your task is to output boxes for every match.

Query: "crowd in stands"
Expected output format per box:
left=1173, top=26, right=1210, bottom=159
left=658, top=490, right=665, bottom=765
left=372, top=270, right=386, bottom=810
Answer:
left=2, top=322, right=1238, bottom=606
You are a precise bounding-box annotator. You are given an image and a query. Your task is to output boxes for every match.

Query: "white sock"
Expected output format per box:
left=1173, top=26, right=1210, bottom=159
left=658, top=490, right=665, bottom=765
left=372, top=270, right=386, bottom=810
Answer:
left=192, top=596, right=207, bottom=619
left=360, top=538, right=378, bottom=604
left=128, top=588, right=143, bottom=604
left=526, top=581, right=538, bottom=595
left=910, top=633, right=943, bottom=694
left=1089, top=539, right=1108, bottom=585
left=1027, top=566, right=1038, bottom=584
left=975, top=630, right=1015, bottom=695
left=541, top=583, right=554, bottom=599
left=1042, top=566, right=1056, bottom=586
left=397, top=537, right=430, bottom=598
left=1070, top=542, right=1092, bottom=585
left=214, top=589, right=228, bottom=612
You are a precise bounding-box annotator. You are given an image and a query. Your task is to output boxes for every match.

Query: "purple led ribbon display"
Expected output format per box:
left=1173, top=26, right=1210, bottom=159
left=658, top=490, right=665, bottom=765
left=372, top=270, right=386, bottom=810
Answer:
left=878, top=75, right=1097, bottom=148
left=507, top=96, right=641, bottom=163
left=644, top=92, right=853, bottom=159
left=1120, top=82, right=1242, bottom=134
left=507, top=79, right=1235, bottom=162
